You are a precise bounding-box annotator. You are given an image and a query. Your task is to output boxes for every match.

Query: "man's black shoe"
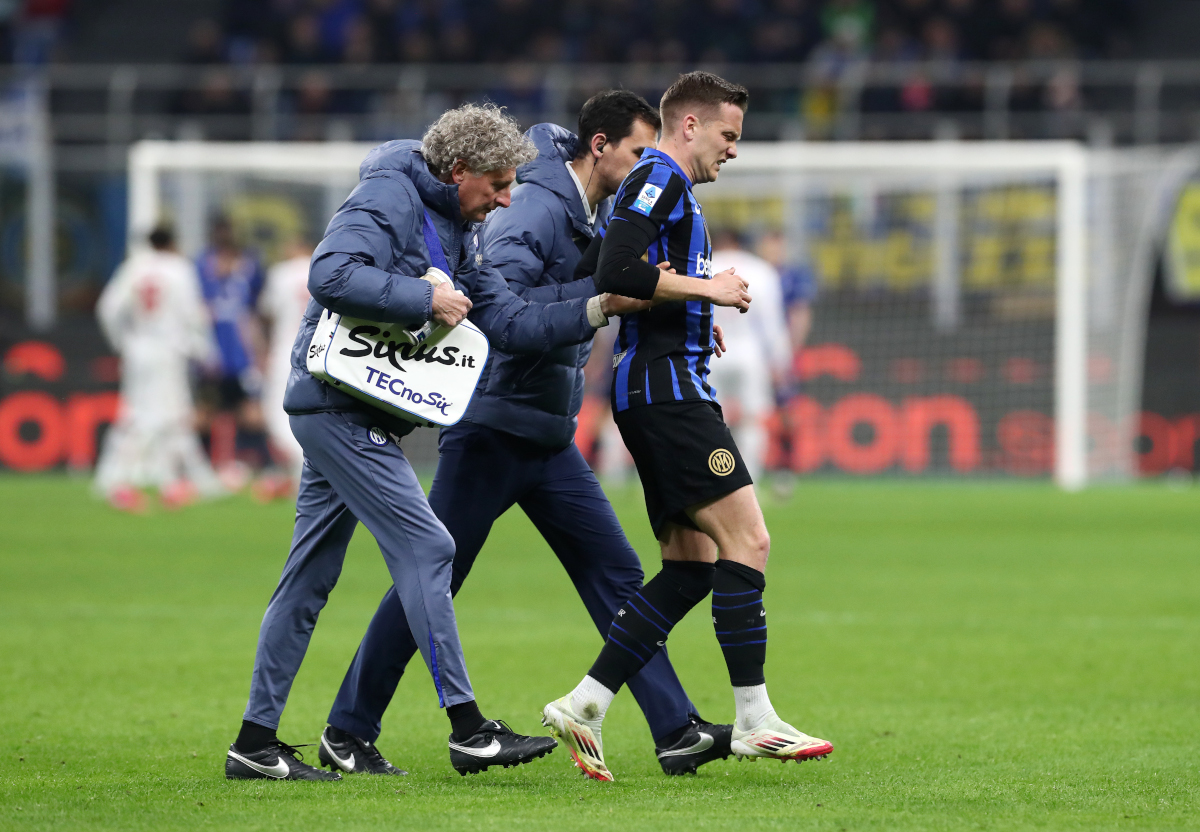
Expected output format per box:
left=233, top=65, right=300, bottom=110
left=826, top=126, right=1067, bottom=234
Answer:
left=318, top=727, right=407, bottom=775
left=448, top=719, right=556, bottom=775
left=225, top=741, right=342, bottom=781
left=656, top=720, right=733, bottom=775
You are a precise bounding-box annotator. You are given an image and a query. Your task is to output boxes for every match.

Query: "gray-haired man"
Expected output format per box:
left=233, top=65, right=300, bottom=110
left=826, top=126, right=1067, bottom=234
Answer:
left=226, top=104, right=638, bottom=781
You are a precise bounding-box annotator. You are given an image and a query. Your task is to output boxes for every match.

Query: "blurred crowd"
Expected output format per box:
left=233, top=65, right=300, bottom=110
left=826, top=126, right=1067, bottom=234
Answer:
left=2, top=0, right=1134, bottom=68
left=0, top=0, right=71, bottom=65
left=202, top=0, right=1135, bottom=67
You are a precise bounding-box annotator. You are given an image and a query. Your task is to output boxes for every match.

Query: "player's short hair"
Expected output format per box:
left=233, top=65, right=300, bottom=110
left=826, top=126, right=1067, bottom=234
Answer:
left=421, top=103, right=537, bottom=178
left=148, top=226, right=174, bottom=250
left=574, top=90, right=661, bottom=160
left=659, top=71, right=749, bottom=132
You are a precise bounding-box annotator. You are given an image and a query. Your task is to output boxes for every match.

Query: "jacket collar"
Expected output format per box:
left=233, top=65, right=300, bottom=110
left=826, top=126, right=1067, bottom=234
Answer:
left=517, top=123, right=598, bottom=237
left=359, top=139, right=466, bottom=226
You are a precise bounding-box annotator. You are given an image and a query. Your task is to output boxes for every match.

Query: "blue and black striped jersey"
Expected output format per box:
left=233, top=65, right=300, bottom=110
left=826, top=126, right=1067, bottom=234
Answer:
left=602, top=149, right=717, bottom=412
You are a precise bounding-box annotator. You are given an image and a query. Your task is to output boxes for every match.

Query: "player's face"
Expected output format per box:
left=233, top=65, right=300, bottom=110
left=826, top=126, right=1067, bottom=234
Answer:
left=692, top=103, right=743, bottom=184
left=597, top=118, right=659, bottom=196
left=453, top=164, right=516, bottom=222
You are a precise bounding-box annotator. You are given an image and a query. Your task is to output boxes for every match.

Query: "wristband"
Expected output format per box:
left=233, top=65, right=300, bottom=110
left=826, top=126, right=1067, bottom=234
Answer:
left=587, top=295, right=610, bottom=328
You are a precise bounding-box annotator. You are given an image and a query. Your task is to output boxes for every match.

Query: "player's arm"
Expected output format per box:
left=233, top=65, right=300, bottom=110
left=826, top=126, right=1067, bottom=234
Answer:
left=96, top=260, right=135, bottom=351
left=307, top=178, right=435, bottom=328
left=595, top=212, right=750, bottom=309
left=594, top=166, right=750, bottom=309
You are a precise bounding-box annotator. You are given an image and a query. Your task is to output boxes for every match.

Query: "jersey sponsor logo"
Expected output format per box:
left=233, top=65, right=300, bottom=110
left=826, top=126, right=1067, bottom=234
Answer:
left=695, top=254, right=715, bottom=277
left=612, top=350, right=627, bottom=369
left=368, top=427, right=389, bottom=446
left=708, top=448, right=736, bottom=476
left=632, top=182, right=662, bottom=214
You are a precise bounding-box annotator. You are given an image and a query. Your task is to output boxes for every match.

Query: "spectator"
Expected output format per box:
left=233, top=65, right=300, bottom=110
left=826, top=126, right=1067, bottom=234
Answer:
left=341, top=15, right=375, bottom=64
left=174, top=68, right=251, bottom=118
left=185, top=18, right=226, bottom=63
left=943, top=0, right=990, bottom=60
left=13, top=0, right=71, bottom=65
left=282, top=13, right=327, bottom=63
left=990, top=0, right=1034, bottom=60
left=361, top=0, right=399, bottom=63
left=697, top=0, right=754, bottom=63
left=750, top=0, right=820, bottom=63
left=820, top=0, right=874, bottom=55
left=883, top=0, right=934, bottom=44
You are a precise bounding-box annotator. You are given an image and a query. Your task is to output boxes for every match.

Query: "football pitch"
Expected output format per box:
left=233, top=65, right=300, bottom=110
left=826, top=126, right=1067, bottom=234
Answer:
left=1, top=476, right=1196, bottom=831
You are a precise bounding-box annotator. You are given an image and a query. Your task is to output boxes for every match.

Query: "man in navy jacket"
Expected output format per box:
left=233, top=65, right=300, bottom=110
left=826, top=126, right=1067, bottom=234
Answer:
left=228, top=103, right=636, bottom=781
left=324, top=91, right=735, bottom=777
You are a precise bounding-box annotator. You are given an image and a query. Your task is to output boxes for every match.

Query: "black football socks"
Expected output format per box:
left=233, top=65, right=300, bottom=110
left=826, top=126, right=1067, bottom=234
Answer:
left=235, top=719, right=278, bottom=753
left=447, top=700, right=486, bottom=742
left=587, top=560, right=716, bottom=693
left=712, top=560, right=767, bottom=687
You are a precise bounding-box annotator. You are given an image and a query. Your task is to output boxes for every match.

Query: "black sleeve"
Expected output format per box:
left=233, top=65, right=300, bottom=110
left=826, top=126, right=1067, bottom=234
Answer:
left=573, top=232, right=602, bottom=280
left=593, top=210, right=663, bottom=299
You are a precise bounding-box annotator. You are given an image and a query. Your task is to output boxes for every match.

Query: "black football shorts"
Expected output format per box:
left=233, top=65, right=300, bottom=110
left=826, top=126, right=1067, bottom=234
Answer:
left=614, top=400, right=754, bottom=539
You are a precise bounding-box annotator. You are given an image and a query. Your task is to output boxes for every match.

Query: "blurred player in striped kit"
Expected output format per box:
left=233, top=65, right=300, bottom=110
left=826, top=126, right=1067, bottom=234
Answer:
left=94, top=227, right=223, bottom=510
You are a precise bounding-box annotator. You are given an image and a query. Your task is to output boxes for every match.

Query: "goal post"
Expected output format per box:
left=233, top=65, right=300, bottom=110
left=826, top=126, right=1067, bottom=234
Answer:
left=127, top=139, right=1182, bottom=488
left=727, top=142, right=1090, bottom=489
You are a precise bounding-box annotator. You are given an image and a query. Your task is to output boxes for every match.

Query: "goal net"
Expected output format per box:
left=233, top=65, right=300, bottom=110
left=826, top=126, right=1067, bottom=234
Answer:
left=128, top=140, right=1185, bottom=487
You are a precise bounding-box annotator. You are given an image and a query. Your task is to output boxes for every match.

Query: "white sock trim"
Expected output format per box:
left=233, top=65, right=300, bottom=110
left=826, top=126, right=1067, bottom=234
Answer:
left=733, top=684, right=775, bottom=732
left=570, top=675, right=615, bottom=722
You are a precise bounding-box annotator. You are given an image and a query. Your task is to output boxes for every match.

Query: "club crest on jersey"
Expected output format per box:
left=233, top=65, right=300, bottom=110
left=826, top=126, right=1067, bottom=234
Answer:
left=632, top=182, right=662, bottom=214
left=368, top=427, right=389, bottom=446
left=708, top=448, right=736, bottom=476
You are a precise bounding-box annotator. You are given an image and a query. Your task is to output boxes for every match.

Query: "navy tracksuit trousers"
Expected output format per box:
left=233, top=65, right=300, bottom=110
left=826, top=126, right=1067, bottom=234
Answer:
left=243, top=411, right=473, bottom=731
left=327, top=421, right=697, bottom=744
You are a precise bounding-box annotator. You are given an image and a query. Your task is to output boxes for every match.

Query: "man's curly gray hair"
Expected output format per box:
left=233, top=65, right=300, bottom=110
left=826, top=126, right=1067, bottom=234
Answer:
left=421, top=103, right=537, bottom=178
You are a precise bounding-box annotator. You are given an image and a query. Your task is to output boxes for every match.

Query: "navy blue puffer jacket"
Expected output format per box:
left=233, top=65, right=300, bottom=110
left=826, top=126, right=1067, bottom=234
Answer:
left=462, top=124, right=609, bottom=449
left=283, top=138, right=597, bottom=439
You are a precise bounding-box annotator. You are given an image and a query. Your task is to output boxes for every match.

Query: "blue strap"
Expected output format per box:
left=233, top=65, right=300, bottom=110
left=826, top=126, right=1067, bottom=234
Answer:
left=421, top=209, right=451, bottom=276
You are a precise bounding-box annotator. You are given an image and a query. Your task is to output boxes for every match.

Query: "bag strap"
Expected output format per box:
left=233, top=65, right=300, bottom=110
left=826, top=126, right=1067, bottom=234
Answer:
left=421, top=209, right=452, bottom=276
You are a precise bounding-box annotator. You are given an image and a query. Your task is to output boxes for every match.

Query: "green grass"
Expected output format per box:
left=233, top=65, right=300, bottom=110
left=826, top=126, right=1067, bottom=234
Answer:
left=1, top=476, right=1198, bottom=831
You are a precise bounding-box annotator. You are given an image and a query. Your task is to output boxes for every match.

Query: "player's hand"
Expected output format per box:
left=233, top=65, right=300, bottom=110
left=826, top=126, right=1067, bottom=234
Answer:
left=708, top=267, right=751, bottom=312
left=655, top=260, right=674, bottom=272
left=713, top=323, right=726, bottom=357
left=431, top=280, right=472, bottom=328
left=599, top=293, right=652, bottom=316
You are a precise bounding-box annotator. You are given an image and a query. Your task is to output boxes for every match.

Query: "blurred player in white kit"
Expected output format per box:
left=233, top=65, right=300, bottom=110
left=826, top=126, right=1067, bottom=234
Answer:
left=256, top=237, right=313, bottom=492
left=94, top=227, right=223, bottom=510
left=708, top=229, right=791, bottom=480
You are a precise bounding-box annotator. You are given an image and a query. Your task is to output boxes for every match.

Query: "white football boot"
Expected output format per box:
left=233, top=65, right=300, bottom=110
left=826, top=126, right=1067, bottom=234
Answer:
left=731, top=712, right=833, bottom=763
left=541, top=695, right=613, bottom=781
